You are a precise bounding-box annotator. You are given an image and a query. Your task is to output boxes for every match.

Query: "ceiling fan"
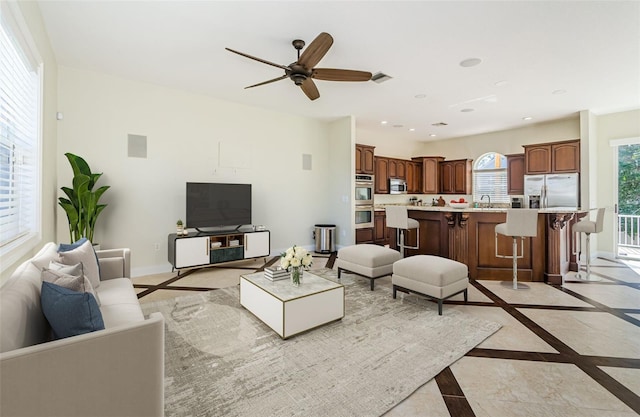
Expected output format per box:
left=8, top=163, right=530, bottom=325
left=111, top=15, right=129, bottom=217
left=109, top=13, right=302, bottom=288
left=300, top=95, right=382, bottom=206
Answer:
left=225, top=32, right=372, bottom=101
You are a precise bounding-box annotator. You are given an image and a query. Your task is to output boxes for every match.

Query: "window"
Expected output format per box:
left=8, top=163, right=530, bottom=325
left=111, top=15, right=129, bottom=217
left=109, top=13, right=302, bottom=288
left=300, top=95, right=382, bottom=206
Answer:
left=0, top=4, right=42, bottom=264
left=473, top=152, right=509, bottom=204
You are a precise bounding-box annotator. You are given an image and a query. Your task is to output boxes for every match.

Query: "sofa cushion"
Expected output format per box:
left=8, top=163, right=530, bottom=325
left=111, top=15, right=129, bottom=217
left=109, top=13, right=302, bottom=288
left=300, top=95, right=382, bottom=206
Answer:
left=96, top=278, right=144, bottom=328
left=41, top=281, right=105, bottom=339
left=41, top=266, right=99, bottom=305
left=58, top=239, right=101, bottom=289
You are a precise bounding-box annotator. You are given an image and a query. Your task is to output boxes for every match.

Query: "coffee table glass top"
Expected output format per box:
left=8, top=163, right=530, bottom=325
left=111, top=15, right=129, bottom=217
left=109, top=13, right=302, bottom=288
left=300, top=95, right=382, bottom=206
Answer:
left=241, top=271, right=343, bottom=302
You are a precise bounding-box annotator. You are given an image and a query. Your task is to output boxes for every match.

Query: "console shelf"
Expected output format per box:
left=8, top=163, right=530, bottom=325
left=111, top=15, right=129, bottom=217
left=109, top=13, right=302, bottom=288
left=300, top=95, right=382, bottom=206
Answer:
left=168, top=230, right=270, bottom=271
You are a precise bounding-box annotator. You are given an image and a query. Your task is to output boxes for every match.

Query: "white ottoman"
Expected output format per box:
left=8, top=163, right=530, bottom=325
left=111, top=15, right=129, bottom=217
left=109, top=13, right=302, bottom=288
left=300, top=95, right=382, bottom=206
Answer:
left=336, top=244, right=402, bottom=290
left=392, top=255, right=469, bottom=315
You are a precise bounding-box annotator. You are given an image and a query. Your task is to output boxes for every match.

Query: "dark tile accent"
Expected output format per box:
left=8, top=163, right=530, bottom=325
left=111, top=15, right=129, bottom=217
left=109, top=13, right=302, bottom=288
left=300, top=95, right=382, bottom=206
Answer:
left=552, top=285, right=640, bottom=327
left=435, top=367, right=476, bottom=417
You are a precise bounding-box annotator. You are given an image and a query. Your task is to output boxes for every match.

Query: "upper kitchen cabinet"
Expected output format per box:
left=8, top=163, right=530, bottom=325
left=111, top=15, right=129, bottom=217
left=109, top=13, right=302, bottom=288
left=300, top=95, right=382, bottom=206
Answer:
left=355, top=144, right=375, bottom=175
left=506, top=153, right=525, bottom=195
left=407, top=161, right=422, bottom=193
left=440, top=159, right=472, bottom=194
left=388, top=158, right=406, bottom=179
left=524, top=139, right=580, bottom=174
left=374, top=157, right=389, bottom=193
left=413, top=156, right=444, bottom=194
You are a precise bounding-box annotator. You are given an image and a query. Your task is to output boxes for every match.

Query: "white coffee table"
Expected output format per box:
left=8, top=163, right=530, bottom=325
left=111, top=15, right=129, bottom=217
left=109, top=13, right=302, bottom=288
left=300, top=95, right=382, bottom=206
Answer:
left=239, top=271, right=345, bottom=339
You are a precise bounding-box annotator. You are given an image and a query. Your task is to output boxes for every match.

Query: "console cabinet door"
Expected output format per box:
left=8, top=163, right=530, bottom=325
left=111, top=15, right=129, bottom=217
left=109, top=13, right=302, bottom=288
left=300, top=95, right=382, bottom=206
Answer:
left=175, top=236, right=210, bottom=268
left=244, top=231, right=270, bottom=258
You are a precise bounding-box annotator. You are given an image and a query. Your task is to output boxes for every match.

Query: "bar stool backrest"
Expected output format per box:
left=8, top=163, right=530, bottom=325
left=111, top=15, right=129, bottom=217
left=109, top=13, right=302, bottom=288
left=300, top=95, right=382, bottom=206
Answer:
left=386, top=206, right=411, bottom=230
left=504, top=209, right=539, bottom=237
left=594, top=208, right=605, bottom=233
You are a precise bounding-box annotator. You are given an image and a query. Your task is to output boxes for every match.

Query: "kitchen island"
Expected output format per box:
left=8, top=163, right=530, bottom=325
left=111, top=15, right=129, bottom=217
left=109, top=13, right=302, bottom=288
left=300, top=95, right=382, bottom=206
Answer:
left=379, top=205, right=585, bottom=284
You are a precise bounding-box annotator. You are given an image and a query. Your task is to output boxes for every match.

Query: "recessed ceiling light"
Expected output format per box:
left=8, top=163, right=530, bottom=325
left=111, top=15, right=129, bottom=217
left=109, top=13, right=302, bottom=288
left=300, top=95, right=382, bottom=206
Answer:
left=414, top=94, right=427, bottom=99
left=459, top=58, right=482, bottom=68
left=522, top=116, right=533, bottom=121
left=494, top=80, right=508, bottom=87
left=429, top=134, right=437, bottom=137
left=409, top=128, right=415, bottom=132
left=381, top=121, right=388, bottom=125
left=461, top=108, right=474, bottom=113
left=552, top=89, right=567, bottom=95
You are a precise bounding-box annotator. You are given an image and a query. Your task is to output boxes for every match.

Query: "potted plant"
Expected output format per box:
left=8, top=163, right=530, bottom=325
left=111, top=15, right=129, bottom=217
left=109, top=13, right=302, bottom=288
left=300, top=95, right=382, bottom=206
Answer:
left=58, top=153, right=110, bottom=244
left=176, top=219, right=185, bottom=236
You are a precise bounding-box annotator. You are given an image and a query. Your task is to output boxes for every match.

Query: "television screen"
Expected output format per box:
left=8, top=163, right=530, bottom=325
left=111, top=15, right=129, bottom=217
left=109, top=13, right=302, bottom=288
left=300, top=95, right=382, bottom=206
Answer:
left=186, top=183, right=252, bottom=228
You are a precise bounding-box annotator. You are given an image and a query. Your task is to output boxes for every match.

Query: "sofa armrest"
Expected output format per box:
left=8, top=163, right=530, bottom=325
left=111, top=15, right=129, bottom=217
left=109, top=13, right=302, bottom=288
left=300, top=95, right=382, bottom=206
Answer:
left=0, top=312, right=164, bottom=417
left=97, top=248, right=131, bottom=280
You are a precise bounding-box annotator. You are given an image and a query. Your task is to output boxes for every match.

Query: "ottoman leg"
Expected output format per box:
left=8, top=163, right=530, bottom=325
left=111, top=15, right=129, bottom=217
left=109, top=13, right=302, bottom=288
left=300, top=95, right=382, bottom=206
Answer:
left=438, top=300, right=443, bottom=315
left=393, top=285, right=397, bottom=299
left=338, top=268, right=342, bottom=279
left=464, top=289, right=468, bottom=302
left=370, top=279, right=375, bottom=291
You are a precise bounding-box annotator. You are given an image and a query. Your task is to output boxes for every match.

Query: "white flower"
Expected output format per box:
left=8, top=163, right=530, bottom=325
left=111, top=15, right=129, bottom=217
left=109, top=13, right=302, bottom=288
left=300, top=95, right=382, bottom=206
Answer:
left=280, top=244, right=313, bottom=271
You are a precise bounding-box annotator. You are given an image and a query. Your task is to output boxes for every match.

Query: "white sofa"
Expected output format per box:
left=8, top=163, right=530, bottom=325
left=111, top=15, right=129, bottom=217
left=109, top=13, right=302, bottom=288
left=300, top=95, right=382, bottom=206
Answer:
left=0, top=243, right=165, bottom=417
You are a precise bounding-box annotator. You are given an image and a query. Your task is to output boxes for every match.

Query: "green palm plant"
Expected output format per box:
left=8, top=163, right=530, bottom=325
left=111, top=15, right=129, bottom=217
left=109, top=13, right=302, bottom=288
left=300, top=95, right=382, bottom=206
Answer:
left=58, top=153, right=110, bottom=243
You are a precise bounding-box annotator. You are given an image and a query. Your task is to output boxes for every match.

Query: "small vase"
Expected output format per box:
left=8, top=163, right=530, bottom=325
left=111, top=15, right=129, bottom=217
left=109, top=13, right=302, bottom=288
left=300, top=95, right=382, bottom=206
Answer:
left=290, top=267, right=303, bottom=286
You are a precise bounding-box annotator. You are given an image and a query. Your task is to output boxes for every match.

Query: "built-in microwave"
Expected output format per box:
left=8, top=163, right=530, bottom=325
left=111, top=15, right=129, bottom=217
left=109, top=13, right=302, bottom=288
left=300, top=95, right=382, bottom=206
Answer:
left=355, top=174, right=374, bottom=205
left=389, top=178, right=407, bottom=194
left=355, top=205, right=374, bottom=229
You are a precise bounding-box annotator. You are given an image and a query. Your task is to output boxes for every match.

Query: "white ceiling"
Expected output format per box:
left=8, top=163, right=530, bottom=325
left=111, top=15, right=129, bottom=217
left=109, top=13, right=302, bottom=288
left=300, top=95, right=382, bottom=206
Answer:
left=37, top=1, right=640, bottom=142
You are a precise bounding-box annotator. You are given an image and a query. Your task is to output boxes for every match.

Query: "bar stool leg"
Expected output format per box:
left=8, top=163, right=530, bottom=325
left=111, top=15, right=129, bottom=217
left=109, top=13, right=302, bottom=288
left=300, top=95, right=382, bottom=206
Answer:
left=577, top=233, right=601, bottom=281
left=512, top=237, right=518, bottom=289
left=398, top=229, right=406, bottom=258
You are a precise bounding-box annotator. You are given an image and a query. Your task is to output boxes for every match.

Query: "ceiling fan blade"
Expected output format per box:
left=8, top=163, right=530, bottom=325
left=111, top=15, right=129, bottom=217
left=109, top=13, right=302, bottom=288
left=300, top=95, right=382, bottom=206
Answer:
left=300, top=78, right=320, bottom=101
left=244, top=75, right=288, bottom=89
left=312, top=68, right=372, bottom=82
left=298, top=32, right=333, bottom=69
left=225, top=48, right=289, bottom=70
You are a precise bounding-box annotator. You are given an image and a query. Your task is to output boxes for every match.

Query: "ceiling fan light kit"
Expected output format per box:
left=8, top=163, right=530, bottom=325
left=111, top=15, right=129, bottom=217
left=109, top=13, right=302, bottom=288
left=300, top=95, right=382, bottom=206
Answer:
left=226, top=32, right=372, bottom=101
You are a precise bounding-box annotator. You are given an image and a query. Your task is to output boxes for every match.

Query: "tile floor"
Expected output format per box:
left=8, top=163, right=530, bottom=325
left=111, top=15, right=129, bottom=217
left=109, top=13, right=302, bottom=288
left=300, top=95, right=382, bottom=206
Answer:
left=134, top=256, right=640, bottom=416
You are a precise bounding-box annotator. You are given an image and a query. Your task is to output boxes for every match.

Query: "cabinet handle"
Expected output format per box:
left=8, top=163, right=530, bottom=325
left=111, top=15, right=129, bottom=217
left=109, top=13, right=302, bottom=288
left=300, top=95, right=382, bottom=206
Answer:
left=206, top=238, right=210, bottom=256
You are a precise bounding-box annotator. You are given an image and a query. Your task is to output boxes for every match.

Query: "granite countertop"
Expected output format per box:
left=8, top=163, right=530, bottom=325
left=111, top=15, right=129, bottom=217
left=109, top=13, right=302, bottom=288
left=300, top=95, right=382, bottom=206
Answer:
left=375, top=204, right=584, bottom=214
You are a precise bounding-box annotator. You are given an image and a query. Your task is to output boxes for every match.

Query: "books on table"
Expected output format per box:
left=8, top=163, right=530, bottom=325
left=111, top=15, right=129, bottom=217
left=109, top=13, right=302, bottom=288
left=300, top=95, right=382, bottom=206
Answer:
left=264, top=266, right=289, bottom=281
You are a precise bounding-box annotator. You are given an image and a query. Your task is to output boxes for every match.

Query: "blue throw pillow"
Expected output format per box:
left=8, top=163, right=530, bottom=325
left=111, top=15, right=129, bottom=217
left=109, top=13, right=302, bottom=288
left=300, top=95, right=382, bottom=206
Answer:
left=41, top=281, right=105, bottom=340
left=58, top=237, right=89, bottom=252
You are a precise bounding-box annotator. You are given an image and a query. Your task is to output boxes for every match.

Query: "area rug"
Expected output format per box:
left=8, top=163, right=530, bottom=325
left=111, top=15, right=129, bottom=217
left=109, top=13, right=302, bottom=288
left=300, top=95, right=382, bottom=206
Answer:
left=141, top=270, right=501, bottom=417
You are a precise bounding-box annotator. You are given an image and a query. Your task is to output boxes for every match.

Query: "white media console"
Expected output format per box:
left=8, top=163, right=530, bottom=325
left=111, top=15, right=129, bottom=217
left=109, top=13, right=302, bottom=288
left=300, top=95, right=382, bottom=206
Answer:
left=168, top=229, right=270, bottom=271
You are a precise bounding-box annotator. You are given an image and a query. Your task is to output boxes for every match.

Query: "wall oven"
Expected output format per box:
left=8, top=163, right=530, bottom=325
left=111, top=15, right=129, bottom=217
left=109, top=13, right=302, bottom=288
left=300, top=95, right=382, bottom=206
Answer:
left=355, top=174, right=374, bottom=206
left=355, top=205, right=374, bottom=229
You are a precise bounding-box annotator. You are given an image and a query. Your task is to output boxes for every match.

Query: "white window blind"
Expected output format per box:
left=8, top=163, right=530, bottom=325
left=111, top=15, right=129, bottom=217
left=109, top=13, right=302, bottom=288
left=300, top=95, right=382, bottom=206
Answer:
left=472, top=152, right=509, bottom=204
left=0, top=9, right=41, bottom=249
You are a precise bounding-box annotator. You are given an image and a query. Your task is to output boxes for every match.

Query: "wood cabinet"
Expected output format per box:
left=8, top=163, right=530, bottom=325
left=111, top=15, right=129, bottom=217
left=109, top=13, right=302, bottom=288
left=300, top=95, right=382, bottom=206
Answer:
left=506, top=153, right=525, bottom=195
left=524, top=139, right=580, bottom=174
left=405, top=161, right=422, bottom=193
left=388, top=158, right=406, bottom=179
left=355, top=227, right=374, bottom=244
left=374, top=157, right=389, bottom=193
left=439, top=159, right=472, bottom=194
left=413, top=156, right=443, bottom=194
left=374, top=211, right=390, bottom=245
left=355, top=144, right=375, bottom=175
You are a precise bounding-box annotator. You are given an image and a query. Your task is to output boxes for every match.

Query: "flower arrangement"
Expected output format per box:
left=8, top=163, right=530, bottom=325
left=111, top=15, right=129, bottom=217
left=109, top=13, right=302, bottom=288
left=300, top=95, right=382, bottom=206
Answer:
left=280, top=245, right=313, bottom=286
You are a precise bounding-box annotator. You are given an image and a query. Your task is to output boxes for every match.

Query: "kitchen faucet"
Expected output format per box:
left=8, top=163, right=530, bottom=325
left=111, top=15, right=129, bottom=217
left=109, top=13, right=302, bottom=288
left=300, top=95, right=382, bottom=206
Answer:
left=480, top=194, right=491, bottom=208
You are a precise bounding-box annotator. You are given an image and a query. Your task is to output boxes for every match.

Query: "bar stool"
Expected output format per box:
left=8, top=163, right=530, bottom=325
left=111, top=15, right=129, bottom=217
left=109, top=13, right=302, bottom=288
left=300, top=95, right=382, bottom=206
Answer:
left=573, top=208, right=605, bottom=281
left=495, top=209, right=539, bottom=289
left=385, top=206, right=419, bottom=258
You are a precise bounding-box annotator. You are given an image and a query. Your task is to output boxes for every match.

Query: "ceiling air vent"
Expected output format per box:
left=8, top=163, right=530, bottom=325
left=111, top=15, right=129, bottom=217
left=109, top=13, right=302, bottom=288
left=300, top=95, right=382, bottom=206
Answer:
left=371, top=72, right=393, bottom=83
left=431, top=122, right=448, bottom=127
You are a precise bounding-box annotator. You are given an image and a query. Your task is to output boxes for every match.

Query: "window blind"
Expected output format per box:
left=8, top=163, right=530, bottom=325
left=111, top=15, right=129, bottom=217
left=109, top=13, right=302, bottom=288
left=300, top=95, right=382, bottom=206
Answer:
left=0, top=14, right=40, bottom=248
left=472, top=168, right=510, bottom=204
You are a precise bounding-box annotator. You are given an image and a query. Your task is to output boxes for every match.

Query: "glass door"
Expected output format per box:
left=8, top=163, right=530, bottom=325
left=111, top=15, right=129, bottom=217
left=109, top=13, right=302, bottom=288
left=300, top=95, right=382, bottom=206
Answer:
left=615, top=141, right=640, bottom=260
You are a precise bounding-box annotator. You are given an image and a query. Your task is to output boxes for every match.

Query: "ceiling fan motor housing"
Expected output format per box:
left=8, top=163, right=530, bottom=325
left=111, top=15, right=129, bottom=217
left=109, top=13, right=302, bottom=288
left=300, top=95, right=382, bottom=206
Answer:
left=287, top=64, right=311, bottom=86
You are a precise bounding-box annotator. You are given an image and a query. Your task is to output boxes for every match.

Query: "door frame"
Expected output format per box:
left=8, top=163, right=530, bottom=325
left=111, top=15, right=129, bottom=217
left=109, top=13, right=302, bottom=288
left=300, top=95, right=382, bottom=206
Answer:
left=610, top=136, right=640, bottom=259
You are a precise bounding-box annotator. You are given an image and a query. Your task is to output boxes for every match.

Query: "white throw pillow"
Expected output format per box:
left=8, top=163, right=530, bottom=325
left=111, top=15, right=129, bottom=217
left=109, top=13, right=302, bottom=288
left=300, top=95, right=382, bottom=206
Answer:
left=57, top=240, right=101, bottom=289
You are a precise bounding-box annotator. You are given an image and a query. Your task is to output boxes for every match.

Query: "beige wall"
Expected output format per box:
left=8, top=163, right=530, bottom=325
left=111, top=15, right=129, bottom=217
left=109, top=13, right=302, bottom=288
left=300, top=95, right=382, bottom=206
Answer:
left=1, top=1, right=58, bottom=282
left=56, top=67, right=351, bottom=275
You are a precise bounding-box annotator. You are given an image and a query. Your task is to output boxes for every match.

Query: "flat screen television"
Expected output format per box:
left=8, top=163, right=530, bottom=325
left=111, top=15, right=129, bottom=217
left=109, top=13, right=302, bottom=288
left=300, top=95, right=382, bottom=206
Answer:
left=186, top=182, right=251, bottom=229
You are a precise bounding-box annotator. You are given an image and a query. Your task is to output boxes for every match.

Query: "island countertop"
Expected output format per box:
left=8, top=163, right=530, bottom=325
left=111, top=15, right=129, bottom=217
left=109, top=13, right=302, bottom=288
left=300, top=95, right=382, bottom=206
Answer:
left=374, top=204, right=584, bottom=214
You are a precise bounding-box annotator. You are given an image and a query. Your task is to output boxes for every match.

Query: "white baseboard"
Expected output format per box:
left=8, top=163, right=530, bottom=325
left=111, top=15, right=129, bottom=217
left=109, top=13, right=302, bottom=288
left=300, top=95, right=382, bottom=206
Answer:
left=131, top=263, right=173, bottom=278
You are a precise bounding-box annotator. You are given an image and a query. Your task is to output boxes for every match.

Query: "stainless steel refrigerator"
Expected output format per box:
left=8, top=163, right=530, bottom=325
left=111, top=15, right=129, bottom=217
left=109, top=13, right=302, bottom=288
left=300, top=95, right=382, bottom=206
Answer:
left=524, top=173, right=580, bottom=209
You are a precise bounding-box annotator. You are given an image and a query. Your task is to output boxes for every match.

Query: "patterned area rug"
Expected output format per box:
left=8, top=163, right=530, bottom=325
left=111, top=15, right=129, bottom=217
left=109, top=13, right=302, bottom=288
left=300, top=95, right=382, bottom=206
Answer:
left=141, top=269, right=501, bottom=417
